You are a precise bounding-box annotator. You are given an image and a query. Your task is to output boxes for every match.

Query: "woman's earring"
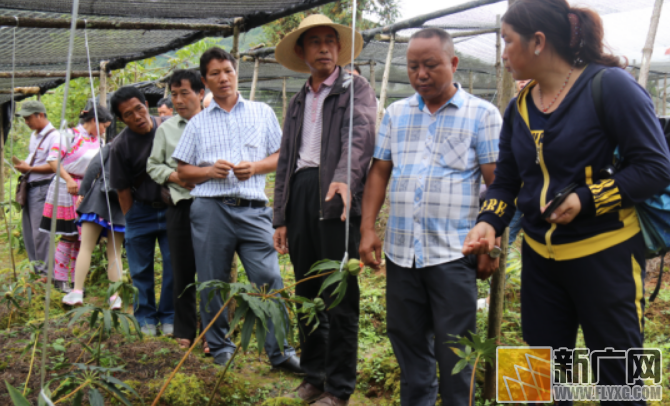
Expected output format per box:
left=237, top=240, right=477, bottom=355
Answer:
left=534, top=50, right=540, bottom=56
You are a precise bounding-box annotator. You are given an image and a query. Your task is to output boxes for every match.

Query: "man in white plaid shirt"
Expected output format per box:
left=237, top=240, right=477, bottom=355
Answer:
left=360, top=28, right=502, bottom=406
left=173, top=47, right=300, bottom=373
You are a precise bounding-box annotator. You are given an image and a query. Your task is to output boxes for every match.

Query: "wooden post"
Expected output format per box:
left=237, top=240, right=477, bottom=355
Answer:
left=495, top=15, right=503, bottom=110
left=232, top=19, right=241, bottom=89
left=249, top=57, right=260, bottom=101
left=469, top=70, right=474, bottom=94
left=377, top=33, right=395, bottom=129
left=638, top=0, right=664, bottom=89
left=282, top=77, right=287, bottom=126
left=369, top=60, right=376, bottom=95
left=483, top=227, right=509, bottom=400
left=99, top=61, right=108, bottom=108
left=664, top=74, right=667, bottom=116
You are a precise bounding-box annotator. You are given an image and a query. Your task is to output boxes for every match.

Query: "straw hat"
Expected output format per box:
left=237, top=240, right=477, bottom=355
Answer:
left=275, top=14, right=364, bottom=74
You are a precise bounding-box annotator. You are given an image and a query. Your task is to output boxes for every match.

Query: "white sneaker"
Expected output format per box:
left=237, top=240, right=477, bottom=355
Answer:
left=109, top=295, right=122, bottom=310
left=62, top=290, right=83, bottom=306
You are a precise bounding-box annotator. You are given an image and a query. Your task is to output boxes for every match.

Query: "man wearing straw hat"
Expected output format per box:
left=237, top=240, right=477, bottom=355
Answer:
left=273, top=14, right=377, bottom=406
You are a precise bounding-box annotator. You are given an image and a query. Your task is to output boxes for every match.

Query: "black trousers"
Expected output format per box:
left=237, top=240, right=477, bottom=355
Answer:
left=166, top=199, right=198, bottom=341
left=286, top=168, right=360, bottom=400
left=521, top=233, right=646, bottom=406
left=386, top=257, right=477, bottom=406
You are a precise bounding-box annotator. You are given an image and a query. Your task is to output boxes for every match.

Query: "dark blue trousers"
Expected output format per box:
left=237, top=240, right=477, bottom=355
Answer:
left=521, top=233, right=646, bottom=406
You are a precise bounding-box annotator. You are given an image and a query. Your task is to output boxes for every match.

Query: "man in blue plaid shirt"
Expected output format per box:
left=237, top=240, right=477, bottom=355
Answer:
left=359, top=28, right=502, bottom=406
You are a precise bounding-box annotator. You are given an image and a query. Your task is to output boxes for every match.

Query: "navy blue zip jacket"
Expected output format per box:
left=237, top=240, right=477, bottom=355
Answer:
left=478, top=64, right=670, bottom=260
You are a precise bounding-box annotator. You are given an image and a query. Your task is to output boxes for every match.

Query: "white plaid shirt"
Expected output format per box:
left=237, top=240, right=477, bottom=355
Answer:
left=374, top=86, right=502, bottom=268
left=172, top=94, right=282, bottom=201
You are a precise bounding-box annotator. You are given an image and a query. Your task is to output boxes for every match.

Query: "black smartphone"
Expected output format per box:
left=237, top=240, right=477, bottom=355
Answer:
left=541, top=183, right=578, bottom=220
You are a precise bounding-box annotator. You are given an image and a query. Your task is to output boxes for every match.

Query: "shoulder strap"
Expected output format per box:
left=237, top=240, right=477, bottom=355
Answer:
left=29, top=127, right=56, bottom=166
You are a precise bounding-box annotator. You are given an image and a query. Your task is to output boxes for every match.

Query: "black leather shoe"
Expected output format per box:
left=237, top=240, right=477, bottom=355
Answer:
left=213, top=352, right=233, bottom=367
left=273, top=355, right=304, bottom=374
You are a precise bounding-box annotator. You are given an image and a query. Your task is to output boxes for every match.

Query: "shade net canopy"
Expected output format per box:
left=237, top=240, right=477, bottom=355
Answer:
left=0, top=0, right=334, bottom=104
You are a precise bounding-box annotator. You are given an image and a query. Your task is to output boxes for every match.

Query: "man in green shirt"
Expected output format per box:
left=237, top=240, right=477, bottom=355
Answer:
left=147, top=69, right=204, bottom=348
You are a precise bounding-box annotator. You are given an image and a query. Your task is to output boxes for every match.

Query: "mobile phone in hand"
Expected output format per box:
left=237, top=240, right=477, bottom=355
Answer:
left=541, top=183, right=578, bottom=220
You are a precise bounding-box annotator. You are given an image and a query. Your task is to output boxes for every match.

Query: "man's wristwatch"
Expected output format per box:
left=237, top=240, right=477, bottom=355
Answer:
left=489, top=246, right=502, bottom=259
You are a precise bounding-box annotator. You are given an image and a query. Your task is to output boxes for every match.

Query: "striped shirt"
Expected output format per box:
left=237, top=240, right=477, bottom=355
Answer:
left=296, top=66, right=340, bottom=171
left=374, top=86, right=502, bottom=268
left=172, top=94, right=282, bottom=201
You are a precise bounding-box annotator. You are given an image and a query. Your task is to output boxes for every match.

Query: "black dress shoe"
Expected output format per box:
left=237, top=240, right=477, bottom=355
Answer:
left=213, top=352, right=233, bottom=366
left=273, top=355, right=304, bottom=374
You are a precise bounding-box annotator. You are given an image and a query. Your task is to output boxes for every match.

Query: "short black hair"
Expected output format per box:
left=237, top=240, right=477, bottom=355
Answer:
left=79, top=104, right=113, bottom=124
left=169, top=69, right=205, bottom=94
left=200, top=47, right=236, bottom=78
left=157, top=97, right=173, bottom=109
left=110, top=86, right=146, bottom=119
left=296, top=26, right=340, bottom=48
left=409, top=27, right=455, bottom=57
left=345, top=63, right=361, bottom=75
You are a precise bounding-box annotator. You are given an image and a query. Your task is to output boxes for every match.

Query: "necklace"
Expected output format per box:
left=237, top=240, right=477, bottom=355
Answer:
left=538, top=67, right=574, bottom=113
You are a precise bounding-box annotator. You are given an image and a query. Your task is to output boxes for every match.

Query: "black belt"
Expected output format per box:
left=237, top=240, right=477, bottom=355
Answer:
left=27, top=178, right=52, bottom=188
left=218, top=197, right=266, bottom=208
left=135, top=200, right=167, bottom=209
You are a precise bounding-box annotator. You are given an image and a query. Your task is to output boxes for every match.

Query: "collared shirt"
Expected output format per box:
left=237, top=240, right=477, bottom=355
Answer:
left=373, top=85, right=502, bottom=268
left=172, top=94, right=282, bottom=201
left=109, top=117, right=164, bottom=203
left=296, top=66, right=340, bottom=171
left=147, top=114, right=193, bottom=204
left=25, top=122, right=59, bottom=182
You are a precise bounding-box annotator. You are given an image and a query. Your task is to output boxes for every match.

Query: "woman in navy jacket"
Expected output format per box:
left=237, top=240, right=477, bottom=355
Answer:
left=463, top=0, right=670, bottom=402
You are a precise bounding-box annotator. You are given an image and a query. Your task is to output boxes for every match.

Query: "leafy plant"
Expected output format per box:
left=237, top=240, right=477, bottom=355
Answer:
left=449, top=333, right=497, bottom=406
left=48, top=364, right=142, bottom=406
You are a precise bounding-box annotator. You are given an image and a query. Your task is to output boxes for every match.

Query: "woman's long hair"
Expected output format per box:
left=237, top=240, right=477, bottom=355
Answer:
left=502, top=0, right=623, bottom=68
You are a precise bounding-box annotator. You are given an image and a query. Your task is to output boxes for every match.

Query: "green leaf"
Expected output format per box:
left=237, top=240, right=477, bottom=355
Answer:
left=67, top=306, right=92, bottom=328
left=255, top=316, right=266, bottom=354
left=452, top=358, right=469, bottom=375
left=98, top=382, right=135, bottom=406
left=328, top=277, right=348, bottom=309
left=104, top=375, right=140, bottom=398
left=4, top=381, right=30, bottom=406
left=73, top=389, right=83, bottom=406
left=268, top=302, right=286, bottom=354
left=316, top=271, right=344, bottom=297
left=240, top=314, right=256, bottom=351
left=103, top=309, right=112, bottom=333
left=88, top=387, right=105, bottom=406
left=230, top=300, right=249, bottom=332
left=306, top=259, right=342, bottom=275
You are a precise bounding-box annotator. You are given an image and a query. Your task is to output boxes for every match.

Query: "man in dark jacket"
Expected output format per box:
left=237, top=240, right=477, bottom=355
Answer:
left=273, top=14, right=377, bottom=406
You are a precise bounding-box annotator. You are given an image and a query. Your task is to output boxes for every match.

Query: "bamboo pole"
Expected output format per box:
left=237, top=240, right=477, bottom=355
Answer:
left=282, top=77, right=287, bottom=126
left=0, top=87, right=41, bottom=95
left=362, top=0, right=504, bottom=40
left=0, top=16, right=233, bottom=33
left=377, top=33, right=395, bottom=129
left=0, top=71, right=103, bottom=78
left=249, top=58, right=260, bottom=101
left=469, top=70, right=474, bottom=94
left=664, top=74, right=667, bottom=116
left=0, top=112, right=4, bottom=207
left=376, top=27, right=499, bottom=43
left=656, top=78, right=661, bottom=113
left=369, top=60, right=376, bottom=95
left=638, top=0, right=664, bottom=89
left=232, top=20, right=241, bottom=90
left=483, top=227, right=509, bottom=400
left=495, top=15, right=503, bottom=109
left=99, top=61, right=108, bottom=109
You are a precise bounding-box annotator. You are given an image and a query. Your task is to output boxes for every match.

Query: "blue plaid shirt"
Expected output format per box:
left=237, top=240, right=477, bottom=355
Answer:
left=374, top=86, right=502, bottom=268
left=172, top=94, right=282, bottom=201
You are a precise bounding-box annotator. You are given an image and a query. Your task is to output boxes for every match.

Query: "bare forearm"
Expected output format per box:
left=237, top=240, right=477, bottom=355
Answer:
left=481, top=163, right=496, bottom=187
left=48, top=161, right=74, bottom=182
left=361, top=160, right=393, bottom=231
left=177, top=162, right=211, bottom=184
left=254, top=152, right=279, bottom=175
left=117, top=189, right=133, bottom=215
left=32, top=163, right=55, bottom=174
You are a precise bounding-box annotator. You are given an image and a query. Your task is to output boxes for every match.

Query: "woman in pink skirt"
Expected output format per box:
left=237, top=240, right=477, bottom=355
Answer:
left=39, top=106, right=113, bottom=292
